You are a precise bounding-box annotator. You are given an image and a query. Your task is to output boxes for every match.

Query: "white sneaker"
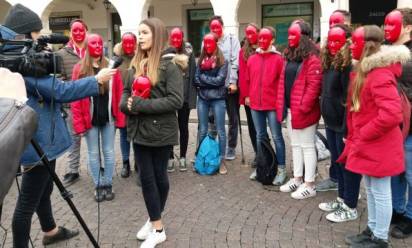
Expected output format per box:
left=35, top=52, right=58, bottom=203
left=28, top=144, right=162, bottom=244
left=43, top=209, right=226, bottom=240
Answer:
left=280, top=178, right=302, bottom=193
left=326, top=203, right=358, bottom=223
left=249, top=169, right=257, bottom=180
left=272, top=168, right=287, bottom=186
left=291, top=183, right=316, bottom=199
left=140, top=228, right=166, bottom=248
left=319, top=197, right=343, bottom=212
left=136, top=219, right=152, bottom=241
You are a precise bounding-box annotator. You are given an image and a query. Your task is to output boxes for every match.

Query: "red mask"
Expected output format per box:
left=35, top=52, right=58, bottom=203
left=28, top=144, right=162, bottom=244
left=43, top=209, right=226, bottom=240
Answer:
left=258, top=28, right=273, bottom=51
left=210, top=20, right=223, bottom=38
left=327, top=27, right=346, bottom=56
left=329, top=12, right=345, bottom=28
left=245, top=25, right=258, bottom=45
left=121, top=33, right=136, bottom=56
left=288, top=24, right=301, bottom=48
left=71, top=21, right=87, bottom=43
left=203, top=34, right=217, bottom=55
left=132, top=76, right=151, bottom=99
left=169, top=28, right=183, bottom=49
left=350, top=27, right=365, bottom=60
left=384, top=10, right=403, bottom=43
left=87, top=34, right=103, bottom=58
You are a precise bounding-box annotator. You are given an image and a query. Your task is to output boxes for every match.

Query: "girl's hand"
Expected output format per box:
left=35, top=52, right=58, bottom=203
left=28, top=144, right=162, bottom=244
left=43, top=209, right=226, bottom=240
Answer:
left=245, top=97, right=250, bottom=106
left=127, top=97, right=134, bottom=111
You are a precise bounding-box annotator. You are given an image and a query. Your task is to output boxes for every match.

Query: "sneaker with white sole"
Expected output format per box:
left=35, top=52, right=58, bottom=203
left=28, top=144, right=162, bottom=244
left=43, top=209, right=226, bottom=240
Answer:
left=136, top=219, right=152, bottom=241
left=140, top=228, right=166, bottom=248
left=280, top=178, right=302, bottom=193
left=167, top=159, right=175, bottom=173
left=319, top=197, right=343, bottom=212
left=249, top=169, right=257, bottom=180
left=272, top=167, right=287, bottom=186
left=326, top=203, right=358, bottom=223
left=291, top=183, right=316, bottom=199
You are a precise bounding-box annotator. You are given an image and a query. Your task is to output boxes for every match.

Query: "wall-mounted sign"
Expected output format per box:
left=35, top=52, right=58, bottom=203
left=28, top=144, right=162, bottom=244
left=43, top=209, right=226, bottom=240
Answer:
left=49, top=15, right=80, bottom=30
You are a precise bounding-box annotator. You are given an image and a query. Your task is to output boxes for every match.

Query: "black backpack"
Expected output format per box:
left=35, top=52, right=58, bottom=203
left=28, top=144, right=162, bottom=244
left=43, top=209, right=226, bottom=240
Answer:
left=255, top=137, right=278, bottom=185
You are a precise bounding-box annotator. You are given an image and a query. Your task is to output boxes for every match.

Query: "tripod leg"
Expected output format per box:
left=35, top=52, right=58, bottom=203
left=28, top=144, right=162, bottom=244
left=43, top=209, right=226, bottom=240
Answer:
left=237, top=107, right=245, bottom=164
left=30, top=140, right=100, bottom=248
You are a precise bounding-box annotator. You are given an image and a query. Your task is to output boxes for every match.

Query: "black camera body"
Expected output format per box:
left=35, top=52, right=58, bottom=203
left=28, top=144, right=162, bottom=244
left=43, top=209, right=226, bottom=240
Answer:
left=0, top=34, right=69, bottom=77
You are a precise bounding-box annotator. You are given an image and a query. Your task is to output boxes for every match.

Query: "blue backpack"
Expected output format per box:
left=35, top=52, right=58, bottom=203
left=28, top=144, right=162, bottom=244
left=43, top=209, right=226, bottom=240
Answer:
left=194, top=135, right=221, bottom=175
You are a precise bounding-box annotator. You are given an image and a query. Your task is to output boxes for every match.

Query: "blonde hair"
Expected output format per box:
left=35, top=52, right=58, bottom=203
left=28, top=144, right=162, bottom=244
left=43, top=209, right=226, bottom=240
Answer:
left=351, top=25, right=384, bottom=112
left=130, top=18, right=168, bottom=85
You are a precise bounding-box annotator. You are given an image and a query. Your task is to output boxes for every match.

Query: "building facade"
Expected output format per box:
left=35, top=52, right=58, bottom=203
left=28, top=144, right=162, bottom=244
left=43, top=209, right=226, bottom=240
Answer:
left=1, top=0, right=411, bottom=55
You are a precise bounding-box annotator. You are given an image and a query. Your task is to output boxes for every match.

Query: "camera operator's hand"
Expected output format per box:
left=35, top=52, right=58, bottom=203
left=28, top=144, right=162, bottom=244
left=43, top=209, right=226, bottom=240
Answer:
left=95, top=68, right=117, bottom=85
left=0, top=68, right=27, bottom=102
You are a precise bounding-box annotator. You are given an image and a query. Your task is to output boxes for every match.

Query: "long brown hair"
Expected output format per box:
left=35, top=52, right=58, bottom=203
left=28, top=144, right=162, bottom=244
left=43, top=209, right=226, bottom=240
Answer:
left=284, top=21, right=319, bottom=61
left=198, top=33, right=225, bottom=68
left=242, top=23, right=260, bottom=60
left=321, top=24, right=352, bottom=70
left=351, top=25, right=384, bottom=112
left=130, top=18, right=168, bottom=85
left=78, top=34, right=109, bottom=94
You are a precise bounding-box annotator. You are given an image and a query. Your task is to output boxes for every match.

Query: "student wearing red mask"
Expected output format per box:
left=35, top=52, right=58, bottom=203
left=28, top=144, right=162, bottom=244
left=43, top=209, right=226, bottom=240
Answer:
left=277, top=21, right=322, bottom=200
left=113, top=32, right=138, bottom=178
left=243, top=27, right=286, bottom=185
left=209, top=16, right=241, bottom=161
left=194, top=33, right=229, bottom=174
left=384, top=8, right=412, bottom=239
left=57, top=19, right=88, bottom=186
left=166, top=27, right=197, bottom=173
left=329, top=10, right=351, bottom=28
left=238, top=23, right=259, bottom=171
left=341, top=26, right=410, bottom=247
left=317, top=24, right=362, bottom=223
left=71, top=34, right=123, bottom=202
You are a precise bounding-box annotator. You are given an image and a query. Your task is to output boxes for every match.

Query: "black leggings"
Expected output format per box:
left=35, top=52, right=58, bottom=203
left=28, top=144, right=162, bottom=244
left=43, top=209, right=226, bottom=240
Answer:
left=12, top=161, right=57, bottom=248
left=244, top=105, right=257, bottom=153
left=170, top=103, right=191, bottom=159
left=134, top=144, right=172, bottom=221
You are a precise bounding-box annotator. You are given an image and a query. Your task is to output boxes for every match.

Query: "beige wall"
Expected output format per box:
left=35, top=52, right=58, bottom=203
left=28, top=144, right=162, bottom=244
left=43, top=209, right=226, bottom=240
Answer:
left=0, top=0, right=12, bottom=23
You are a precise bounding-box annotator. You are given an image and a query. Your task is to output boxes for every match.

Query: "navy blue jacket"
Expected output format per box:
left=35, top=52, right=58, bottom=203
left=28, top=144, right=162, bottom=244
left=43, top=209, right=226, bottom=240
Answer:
left=194, top=61, right=228, bottom=101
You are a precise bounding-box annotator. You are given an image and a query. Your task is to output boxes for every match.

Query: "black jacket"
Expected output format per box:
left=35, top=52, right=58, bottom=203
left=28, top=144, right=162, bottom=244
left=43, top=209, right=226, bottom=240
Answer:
left=399, top=40, right=412, bottom=134
left=120, top=50, right=185, bottom=146
left=180, top=42, right=197, bottom=109
left=320, top=66, right=351, bottom=133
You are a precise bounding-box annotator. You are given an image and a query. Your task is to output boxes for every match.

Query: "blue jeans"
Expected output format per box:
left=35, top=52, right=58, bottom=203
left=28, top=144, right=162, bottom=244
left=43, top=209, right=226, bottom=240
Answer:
left=251, top=110, right=286, bottom=167
left=119, top=127, right=130, bottom=162
left=391, top=134, right=412, bottom=219
left=197, top=98, right=226, bottom=158
left=364, top=175, right=392, bottom=240
left=85, top=123, right=116, bottom=187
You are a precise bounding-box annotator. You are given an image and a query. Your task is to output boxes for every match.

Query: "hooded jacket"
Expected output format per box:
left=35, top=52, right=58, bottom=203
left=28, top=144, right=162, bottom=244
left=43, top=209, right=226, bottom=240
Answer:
left=244, top=46, right=284, bottom=111
left=56, top=45, right=81, bottom=81
left=338, top=45, right=411, bottom=177
left=120, top=49, right=185, bottom=147
left=276, top=54, right=323, bottom=129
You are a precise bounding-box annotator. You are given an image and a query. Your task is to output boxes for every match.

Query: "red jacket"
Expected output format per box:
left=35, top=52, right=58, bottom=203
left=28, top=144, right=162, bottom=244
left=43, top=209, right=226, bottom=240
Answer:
left=238, top=49, right=248, bottom=105
left=276, top=54, right=323, bottom=129
left=338, top=45, right=410, bottom=177
left=244, top=47, right=283, bottom=111
left=70, top=63, right=124, bottom=135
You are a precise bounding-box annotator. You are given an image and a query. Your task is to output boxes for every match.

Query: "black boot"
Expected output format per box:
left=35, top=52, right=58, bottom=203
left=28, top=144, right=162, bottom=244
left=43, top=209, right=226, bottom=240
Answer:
left=391, top=216, right=412, bottom=239
left=121, top=160, right=130, bottom=178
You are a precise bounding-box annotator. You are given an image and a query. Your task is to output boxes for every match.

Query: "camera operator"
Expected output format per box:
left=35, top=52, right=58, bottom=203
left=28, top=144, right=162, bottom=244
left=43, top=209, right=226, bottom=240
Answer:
left=2, top=4, right=116, bottom=247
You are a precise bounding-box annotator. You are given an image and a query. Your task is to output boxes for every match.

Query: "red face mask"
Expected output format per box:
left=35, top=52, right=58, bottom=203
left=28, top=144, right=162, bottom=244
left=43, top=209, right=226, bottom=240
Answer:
left=132, top=76, right=151, bottom=99
left=245, top=25, right=258, bottom=45
left=350, top=27, right=365, bottom=60
left=327, top=27, right=346, bottom=56
left=71, top=21, right=87, bottom=43
left=384, top=11, right=403, bottom=43
left=121, top=34, right=136, bottom=55
left=258, top=28, right=273, bottom=51
left=203, top=34, right=217, bottom=55
left=87, top=34, right=103, bottom=58
left=288, top=24, right=301, bottom=48
left=169, top=28, right=183, bottom=49
left=210, top=20, right=223, bottom=38
left=329, top=12, right=345, bottom=28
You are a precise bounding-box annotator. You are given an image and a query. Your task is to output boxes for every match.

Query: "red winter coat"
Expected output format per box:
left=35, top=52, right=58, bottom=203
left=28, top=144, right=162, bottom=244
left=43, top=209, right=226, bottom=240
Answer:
left=276, top=54, right=323, bottom=129
left=338, top=45, right=410, bottom=177
left=70, top=63, right=124, bottom=135
left=238, top=49, right=248, bottom=105
left=244, top=47, right=284, bottom=111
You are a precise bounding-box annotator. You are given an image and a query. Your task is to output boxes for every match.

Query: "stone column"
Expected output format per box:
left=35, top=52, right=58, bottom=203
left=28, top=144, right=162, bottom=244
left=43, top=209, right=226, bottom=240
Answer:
left=110, top=0, right=151, bottom=36
left=397, top=0, right=412, bottom=8
left=210, top=0, right=241, bottom=38
left=319, top=0, right=341, bottom=44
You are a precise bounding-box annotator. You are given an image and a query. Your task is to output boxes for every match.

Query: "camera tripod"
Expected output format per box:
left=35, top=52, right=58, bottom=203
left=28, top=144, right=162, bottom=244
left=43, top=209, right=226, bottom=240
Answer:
left=30, top=139, right=100, bottom=248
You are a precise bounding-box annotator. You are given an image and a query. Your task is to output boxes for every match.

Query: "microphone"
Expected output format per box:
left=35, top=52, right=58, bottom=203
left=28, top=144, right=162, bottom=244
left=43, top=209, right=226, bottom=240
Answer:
left=108, top=56, right=123, bottom=69
left=37, top=34, right=70, bottom=44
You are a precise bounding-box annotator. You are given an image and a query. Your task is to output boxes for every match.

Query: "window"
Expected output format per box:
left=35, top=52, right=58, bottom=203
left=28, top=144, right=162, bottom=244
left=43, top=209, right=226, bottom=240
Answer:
left=187, top=8, right=214, bottom=57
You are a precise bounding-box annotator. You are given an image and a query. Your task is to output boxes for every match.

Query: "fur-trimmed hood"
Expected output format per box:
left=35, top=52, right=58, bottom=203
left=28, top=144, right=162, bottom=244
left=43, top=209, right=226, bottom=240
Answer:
left=256, top=45, right=281, bottom=55
left=360, top=45, right=411, bottom=74
left=161, top=48, right=188, bottom=70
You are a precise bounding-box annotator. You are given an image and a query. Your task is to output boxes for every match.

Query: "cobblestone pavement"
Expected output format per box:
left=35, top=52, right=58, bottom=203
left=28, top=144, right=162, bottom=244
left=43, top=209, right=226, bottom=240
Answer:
left=1, top=121, right=412, bottom=248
